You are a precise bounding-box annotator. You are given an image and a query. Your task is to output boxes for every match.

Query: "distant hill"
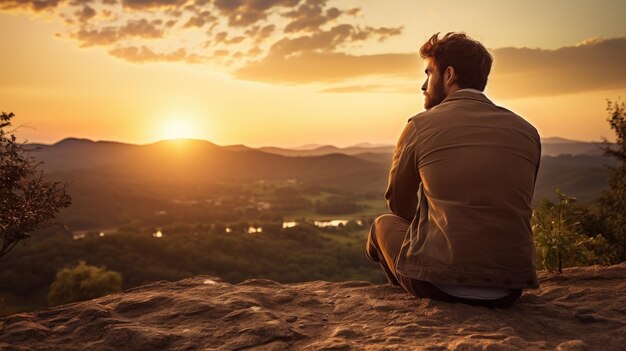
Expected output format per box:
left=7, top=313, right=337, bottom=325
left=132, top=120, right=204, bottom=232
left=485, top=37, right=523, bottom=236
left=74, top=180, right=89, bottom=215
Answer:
left=534, top=154, right=617, bottom=202
left=540, top=137, right=610, bottom=157
left=30, top=138, right=389, bottom=191
left=28, top=137, right=618, bottom=203
left=349, top=142, right=395, bottom=148
left=351, top=151, right=617, bottom=202
left=257, top=145, right=395, bottom=157
left=256, top=138, right=612, bottom=158
left=542, top=137, right=581, bottom=144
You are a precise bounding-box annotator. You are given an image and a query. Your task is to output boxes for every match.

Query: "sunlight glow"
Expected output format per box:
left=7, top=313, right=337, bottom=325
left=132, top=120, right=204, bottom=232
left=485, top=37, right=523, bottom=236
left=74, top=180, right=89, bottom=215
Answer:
left=162, top=119, right=195, bottom=140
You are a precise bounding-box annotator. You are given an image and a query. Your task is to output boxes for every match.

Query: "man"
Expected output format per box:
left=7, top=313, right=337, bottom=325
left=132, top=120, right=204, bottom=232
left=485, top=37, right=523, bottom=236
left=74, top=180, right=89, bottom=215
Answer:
left=365, top=32, right=542, bottom=308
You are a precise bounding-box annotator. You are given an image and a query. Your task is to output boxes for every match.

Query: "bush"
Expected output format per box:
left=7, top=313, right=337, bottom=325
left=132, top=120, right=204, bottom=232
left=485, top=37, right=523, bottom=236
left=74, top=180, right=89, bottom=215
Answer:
left=532, top=189, right=611, bottom=272
left=596, top=99, right=626, bottom=261
left=47, top=261, right=122, bottom=306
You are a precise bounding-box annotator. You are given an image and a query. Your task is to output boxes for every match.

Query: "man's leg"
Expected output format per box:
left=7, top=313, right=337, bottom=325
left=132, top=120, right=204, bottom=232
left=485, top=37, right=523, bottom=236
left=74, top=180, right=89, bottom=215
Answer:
left=366, top=214, right=523, bottom=308
left=365, top=214, right=410, bottom=288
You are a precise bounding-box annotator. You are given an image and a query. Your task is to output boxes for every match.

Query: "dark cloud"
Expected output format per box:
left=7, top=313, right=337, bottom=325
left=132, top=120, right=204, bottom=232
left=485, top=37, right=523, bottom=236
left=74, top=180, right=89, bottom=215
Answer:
left=73, top=18, right=164, bottom=47
left=319, top=84, right=415, bottom=94
left=343, top=7, right=359, bottom=16
left=244, top=24, right=275, bottom=44
left=121, top=0, right=186, bottom=9
left=283, top=0, right=341, bottom=33
left=213, top=0, right=300, bottom=27
left=266, top=24, right=402, bottom=57
left=74, top=5, right=97, bottom=23
left=234, top=52, right=418, bottom=83
left=108, top=45, right=205, bottom=63
left=239, top=37, right=626, bottom=99
left=365, top=26, right=404, bottom=42
left=183, top=10, right=216, bottom=28
left=489, top=37, right=626, bottom=98
left=0, top=0, right=66, bottom=12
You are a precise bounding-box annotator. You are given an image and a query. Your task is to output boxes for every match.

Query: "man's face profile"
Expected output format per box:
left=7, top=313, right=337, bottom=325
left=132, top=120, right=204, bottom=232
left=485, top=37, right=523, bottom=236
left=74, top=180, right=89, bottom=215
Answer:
left=421, top=59, right=447, bottom=110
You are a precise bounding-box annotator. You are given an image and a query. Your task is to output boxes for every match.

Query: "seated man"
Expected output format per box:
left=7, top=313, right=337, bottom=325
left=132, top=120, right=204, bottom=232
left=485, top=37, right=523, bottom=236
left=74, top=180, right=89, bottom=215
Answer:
left=365, top=32, right=542, bottom=308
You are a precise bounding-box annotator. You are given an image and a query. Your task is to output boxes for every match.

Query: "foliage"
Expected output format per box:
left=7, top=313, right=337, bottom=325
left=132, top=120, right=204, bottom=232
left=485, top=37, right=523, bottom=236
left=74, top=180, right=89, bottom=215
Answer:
left=313, top=196, right=362, bottom=215
left=47, top=260, right=122, bottom=306
left=0, top=223, right=385, bottom=315
left=532, top=189, right=611, bottom=273
left=595, top=99, right=626, bottom=261
left=0, top=111, right=71, bottom=258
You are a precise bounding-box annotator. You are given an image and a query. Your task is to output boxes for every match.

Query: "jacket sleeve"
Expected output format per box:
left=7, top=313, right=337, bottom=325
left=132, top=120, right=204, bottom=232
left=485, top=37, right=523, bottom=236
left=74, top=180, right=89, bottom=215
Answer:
left=530, top=129, right=542, bottom=196
left=384, top=120, right=420, bottom=222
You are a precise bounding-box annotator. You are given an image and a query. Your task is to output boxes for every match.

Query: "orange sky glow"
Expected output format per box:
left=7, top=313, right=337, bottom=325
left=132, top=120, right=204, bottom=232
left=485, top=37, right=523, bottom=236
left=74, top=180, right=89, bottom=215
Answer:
left=1, top=0, right=625, bottom=147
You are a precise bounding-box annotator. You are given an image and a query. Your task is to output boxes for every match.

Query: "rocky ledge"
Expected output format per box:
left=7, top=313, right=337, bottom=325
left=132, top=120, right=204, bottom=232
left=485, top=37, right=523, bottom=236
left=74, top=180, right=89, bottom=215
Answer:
left=1, top=263, right=625, bottom=350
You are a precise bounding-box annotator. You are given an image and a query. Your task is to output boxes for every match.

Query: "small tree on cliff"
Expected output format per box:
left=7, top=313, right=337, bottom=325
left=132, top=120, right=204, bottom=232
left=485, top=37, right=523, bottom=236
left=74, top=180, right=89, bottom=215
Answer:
left=596, top=99, right=626, bottom=261
left=48, top=261, right=122, bottom=306
left=0, top=111, right=71, bottom=258
left=532, top=189, right=611, bottom=273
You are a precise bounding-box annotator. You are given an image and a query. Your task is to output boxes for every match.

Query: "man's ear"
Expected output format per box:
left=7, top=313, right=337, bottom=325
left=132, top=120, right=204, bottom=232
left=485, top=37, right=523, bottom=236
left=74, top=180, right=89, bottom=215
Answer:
left=445, top=66, right=456, bottom=85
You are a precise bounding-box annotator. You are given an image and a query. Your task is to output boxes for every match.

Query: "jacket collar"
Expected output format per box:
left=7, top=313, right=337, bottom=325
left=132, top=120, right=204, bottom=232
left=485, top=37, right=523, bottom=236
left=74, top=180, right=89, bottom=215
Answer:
left=408, top=90, right=496, bottom=122
left=440, top=89, right=495, bottom=106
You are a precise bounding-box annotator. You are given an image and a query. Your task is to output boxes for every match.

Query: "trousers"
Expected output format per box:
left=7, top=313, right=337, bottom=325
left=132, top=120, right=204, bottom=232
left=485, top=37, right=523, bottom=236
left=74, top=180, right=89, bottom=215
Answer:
left=365, top=214, right=522, bottom=308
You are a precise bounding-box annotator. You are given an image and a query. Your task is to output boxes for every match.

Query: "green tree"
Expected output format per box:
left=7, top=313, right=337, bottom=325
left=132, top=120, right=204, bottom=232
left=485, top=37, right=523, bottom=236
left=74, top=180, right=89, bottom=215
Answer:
left=1, top=111, right=71, bottom=258
left=47, top=261, right=122, bottom=306
left=596, top=99, right=626, bottom=261
left=532, top=189, right=610, bottom=273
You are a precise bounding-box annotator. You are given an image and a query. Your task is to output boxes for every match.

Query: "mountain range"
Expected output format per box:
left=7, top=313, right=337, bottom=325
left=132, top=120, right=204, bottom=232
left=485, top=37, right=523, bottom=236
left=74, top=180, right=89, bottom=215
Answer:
left=27, top=137, right=618, bottom=203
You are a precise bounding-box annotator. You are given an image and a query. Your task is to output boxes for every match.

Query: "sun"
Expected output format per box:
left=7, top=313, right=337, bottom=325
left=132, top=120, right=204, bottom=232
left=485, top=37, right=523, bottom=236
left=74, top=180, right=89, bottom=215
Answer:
left=162, top=119, right=194, bottom=140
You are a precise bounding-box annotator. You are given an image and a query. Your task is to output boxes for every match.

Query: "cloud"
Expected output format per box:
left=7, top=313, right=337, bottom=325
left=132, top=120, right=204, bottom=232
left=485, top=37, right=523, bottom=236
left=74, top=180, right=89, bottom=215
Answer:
left=72, top=18, right=165, bottom=47
left=0, top=0, right=66, bottom=12
left=319, top=84, right=415, bottom=94
left=6, top=0, right=621, bottom=100
left=488, top=37, right=626, bottom=98
left=236, top=36, right=626, bottom=99
left=235, top=52, right=418, bottom=83
left=283, top=0, right=341, bottom=33
left=108, top=45, right=205, bottom=63
left=75, top=5, right=97, bottom=23
left=2, top=0, right=396, bottom=69
left=213, top=0, right=300, bottom=27
left=266, top=24, right=402, bottom=57
left=244, top=24, right=275, bottom=44
left=121, top=0, right=187, bottom=10
left=182, top=9, right=216, bottom=28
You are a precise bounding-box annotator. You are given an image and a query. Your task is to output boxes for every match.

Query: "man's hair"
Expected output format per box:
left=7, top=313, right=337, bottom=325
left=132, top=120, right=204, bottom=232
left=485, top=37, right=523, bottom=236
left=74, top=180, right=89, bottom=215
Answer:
left=419, top=32, right=493, bottom=91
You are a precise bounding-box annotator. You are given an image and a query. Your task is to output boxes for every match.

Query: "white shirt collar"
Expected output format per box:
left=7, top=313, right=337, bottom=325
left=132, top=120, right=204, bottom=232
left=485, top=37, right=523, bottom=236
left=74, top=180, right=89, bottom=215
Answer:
left=456, top=88, right=484, bottom=94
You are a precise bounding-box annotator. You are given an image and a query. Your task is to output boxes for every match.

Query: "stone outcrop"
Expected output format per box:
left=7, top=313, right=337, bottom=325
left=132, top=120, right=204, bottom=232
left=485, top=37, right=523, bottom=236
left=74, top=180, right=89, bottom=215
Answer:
left=1, top=263, right=625, bottom=350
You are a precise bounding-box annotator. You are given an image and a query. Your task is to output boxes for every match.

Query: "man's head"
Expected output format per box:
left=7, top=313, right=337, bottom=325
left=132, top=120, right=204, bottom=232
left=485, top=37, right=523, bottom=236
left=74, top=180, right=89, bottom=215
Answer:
left=419, top=32, right=493, bottom=110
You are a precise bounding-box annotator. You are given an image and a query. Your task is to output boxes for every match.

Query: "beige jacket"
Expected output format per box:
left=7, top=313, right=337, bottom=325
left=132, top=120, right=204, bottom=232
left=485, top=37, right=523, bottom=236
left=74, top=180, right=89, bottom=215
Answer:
left=387, top=90, right=541, bottom=289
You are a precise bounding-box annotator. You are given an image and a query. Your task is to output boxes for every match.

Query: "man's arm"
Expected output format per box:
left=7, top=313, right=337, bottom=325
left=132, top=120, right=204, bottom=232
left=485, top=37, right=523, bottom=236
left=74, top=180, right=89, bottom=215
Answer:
left=384, top=120, right=420, bottom=222
left=530, top=131, right=542, bottom=197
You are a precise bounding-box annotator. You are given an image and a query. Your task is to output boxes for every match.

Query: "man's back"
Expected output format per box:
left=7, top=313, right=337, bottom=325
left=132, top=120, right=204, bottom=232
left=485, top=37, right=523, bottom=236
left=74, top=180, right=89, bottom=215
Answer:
left=388, top=90, right=542, bottom=290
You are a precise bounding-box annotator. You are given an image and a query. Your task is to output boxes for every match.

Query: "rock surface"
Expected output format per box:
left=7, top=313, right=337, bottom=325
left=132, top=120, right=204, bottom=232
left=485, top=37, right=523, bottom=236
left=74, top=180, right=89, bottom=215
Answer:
left=1, top=263, right=625, bottom=350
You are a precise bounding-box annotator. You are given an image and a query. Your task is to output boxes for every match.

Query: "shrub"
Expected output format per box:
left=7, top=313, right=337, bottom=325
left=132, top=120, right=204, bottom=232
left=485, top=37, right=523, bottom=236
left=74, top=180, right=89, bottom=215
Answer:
left=47, top=261, right=122, bottom=306
left=532, top=189, right=611, bottom=273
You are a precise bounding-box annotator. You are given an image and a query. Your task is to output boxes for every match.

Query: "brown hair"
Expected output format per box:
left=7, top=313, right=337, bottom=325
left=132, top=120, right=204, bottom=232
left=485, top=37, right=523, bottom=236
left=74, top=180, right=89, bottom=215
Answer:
left=419, top=32, right=493, bottom=91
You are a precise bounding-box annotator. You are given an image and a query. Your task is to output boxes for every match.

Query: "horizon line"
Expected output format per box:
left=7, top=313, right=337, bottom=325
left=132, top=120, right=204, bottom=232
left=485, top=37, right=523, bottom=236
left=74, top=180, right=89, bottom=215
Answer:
left=22, top=135, right=613, bottom=149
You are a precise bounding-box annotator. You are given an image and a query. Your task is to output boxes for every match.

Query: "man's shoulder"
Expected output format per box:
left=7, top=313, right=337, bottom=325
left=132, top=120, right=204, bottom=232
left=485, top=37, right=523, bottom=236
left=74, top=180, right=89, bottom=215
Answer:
left=409, top=99, right=540, bottom=141
left=406, top=107, right=440, bottom=123
left=492, top=104, right=541, bottom=140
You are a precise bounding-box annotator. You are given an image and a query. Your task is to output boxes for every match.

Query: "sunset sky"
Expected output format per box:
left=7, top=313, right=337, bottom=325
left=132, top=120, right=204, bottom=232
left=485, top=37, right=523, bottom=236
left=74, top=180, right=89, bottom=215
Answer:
left=1, top=0, right=625, bottom=148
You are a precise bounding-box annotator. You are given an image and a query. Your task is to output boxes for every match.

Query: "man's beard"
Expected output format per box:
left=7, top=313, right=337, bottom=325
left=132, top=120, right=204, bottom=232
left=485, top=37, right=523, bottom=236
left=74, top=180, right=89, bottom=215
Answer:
left=424, top=80, right=446, bottom=110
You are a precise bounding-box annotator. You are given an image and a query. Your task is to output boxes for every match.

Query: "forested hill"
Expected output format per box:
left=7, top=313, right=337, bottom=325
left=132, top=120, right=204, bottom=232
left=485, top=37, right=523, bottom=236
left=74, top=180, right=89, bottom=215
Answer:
left=28, top=137, right=618, bottom=203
